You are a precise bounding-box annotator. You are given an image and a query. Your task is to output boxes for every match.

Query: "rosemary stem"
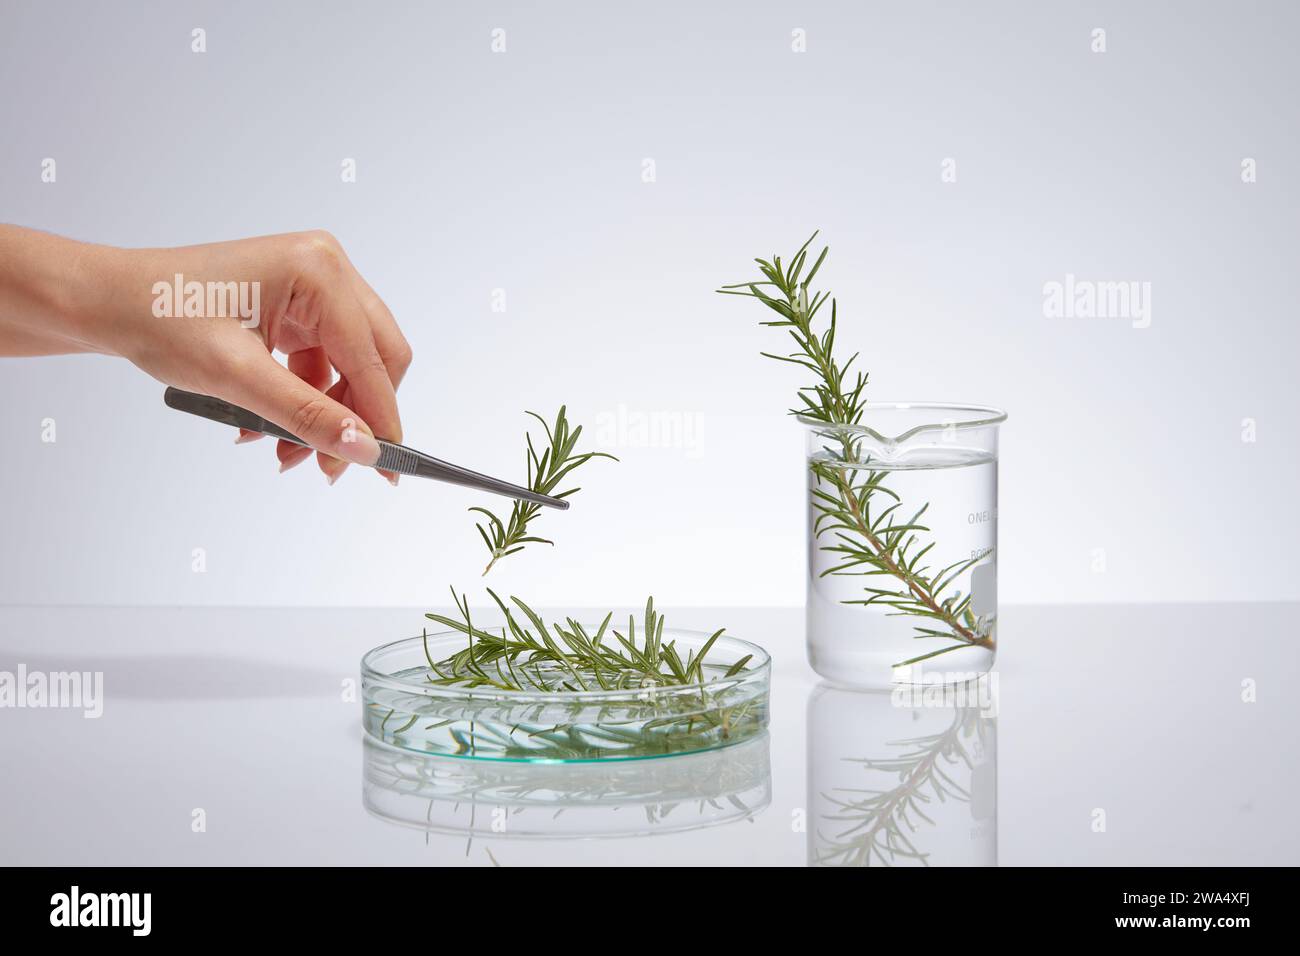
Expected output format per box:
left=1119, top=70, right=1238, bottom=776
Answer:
left=829, top=465, right=992, bottom=651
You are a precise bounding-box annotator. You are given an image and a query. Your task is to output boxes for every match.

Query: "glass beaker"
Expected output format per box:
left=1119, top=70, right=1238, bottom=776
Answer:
left=802, top=403, right=1006, bottom=689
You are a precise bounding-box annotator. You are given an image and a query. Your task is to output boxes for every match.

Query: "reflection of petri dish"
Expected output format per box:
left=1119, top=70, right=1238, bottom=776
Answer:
left=361, top=629, right=771, bottom=763
left=362, top=732, right=772, bottom=839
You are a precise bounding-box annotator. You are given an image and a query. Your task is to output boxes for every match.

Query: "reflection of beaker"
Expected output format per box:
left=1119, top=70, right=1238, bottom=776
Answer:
left=363, top=732, right=771, bottom=841
left=807, top=682, right=997, bottom=866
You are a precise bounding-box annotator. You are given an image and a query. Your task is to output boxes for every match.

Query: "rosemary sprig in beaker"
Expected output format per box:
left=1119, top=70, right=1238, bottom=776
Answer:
left=718, top=233, right=993, bottom=664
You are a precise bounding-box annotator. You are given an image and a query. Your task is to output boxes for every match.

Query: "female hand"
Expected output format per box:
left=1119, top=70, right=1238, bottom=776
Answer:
left=0, top=226, right=411, bottom=484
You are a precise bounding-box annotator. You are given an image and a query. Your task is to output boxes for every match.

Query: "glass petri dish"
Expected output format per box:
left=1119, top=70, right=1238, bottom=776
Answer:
left=361, top=628, right=771, bottom=763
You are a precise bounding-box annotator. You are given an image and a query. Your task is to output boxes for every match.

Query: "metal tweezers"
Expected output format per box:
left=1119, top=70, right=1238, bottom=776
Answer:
left=163, top=387, right=568, bottom=510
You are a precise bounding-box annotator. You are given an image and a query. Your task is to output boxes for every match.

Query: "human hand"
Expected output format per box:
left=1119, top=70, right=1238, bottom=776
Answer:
left=1, top=228, right=412, bottom=484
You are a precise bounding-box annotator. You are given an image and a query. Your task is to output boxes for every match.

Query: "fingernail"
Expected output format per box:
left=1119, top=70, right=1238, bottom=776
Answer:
left=279, top=446, right=312, bottom=473
left=385, top=472, right=399, bottom=487
left=235, top=431, right=263, bottom=445
left=337, top=430, right=381, bottom=467
left=321, top=456, right=349, bottom=486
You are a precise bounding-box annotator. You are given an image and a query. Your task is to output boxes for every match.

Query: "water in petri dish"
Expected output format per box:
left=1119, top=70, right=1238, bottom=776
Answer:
left=806, top=445, right=997, bottom=689
left=363, top=662, right=769, bottom=762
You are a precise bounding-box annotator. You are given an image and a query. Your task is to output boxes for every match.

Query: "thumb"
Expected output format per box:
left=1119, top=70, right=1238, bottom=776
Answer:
left=226, top=357, right=381, bottom=466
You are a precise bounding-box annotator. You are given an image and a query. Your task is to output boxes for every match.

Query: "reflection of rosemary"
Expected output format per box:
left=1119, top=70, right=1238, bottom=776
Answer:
left=815, top=706, right=986, bottom=867
left=424, top=589, right=749, bottom=692
left=718, top=233, right=993, bottom=665
left=472, top=407, right=616, bottom=576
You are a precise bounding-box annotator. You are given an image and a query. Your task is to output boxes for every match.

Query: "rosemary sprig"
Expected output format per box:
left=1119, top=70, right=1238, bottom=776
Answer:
left=423, top=589, right=748, bottom=692
left=472, top=406, right=616, bottom=575
left=717, top=231, right=866, bottom=426
left=719, top=233, right=993, bottom=664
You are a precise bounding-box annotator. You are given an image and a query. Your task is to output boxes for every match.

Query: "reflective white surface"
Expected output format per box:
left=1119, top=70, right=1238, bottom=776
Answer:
left=0, top=604, right=1295, bottom=865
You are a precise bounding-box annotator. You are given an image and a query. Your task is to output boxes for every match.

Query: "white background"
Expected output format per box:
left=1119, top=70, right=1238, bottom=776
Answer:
left=1, top=0, right=1296, bottom=608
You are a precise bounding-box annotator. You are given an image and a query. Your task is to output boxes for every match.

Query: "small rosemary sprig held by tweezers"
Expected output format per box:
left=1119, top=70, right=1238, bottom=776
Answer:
left=471, top=406, right=616, bottom=575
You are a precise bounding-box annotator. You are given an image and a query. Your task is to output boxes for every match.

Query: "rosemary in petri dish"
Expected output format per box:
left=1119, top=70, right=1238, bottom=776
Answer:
left=718, top=232, right=993, bottom=665
left=423, top=589, right=749, bottom=692
left=471, top=406, right=616, bottom=576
